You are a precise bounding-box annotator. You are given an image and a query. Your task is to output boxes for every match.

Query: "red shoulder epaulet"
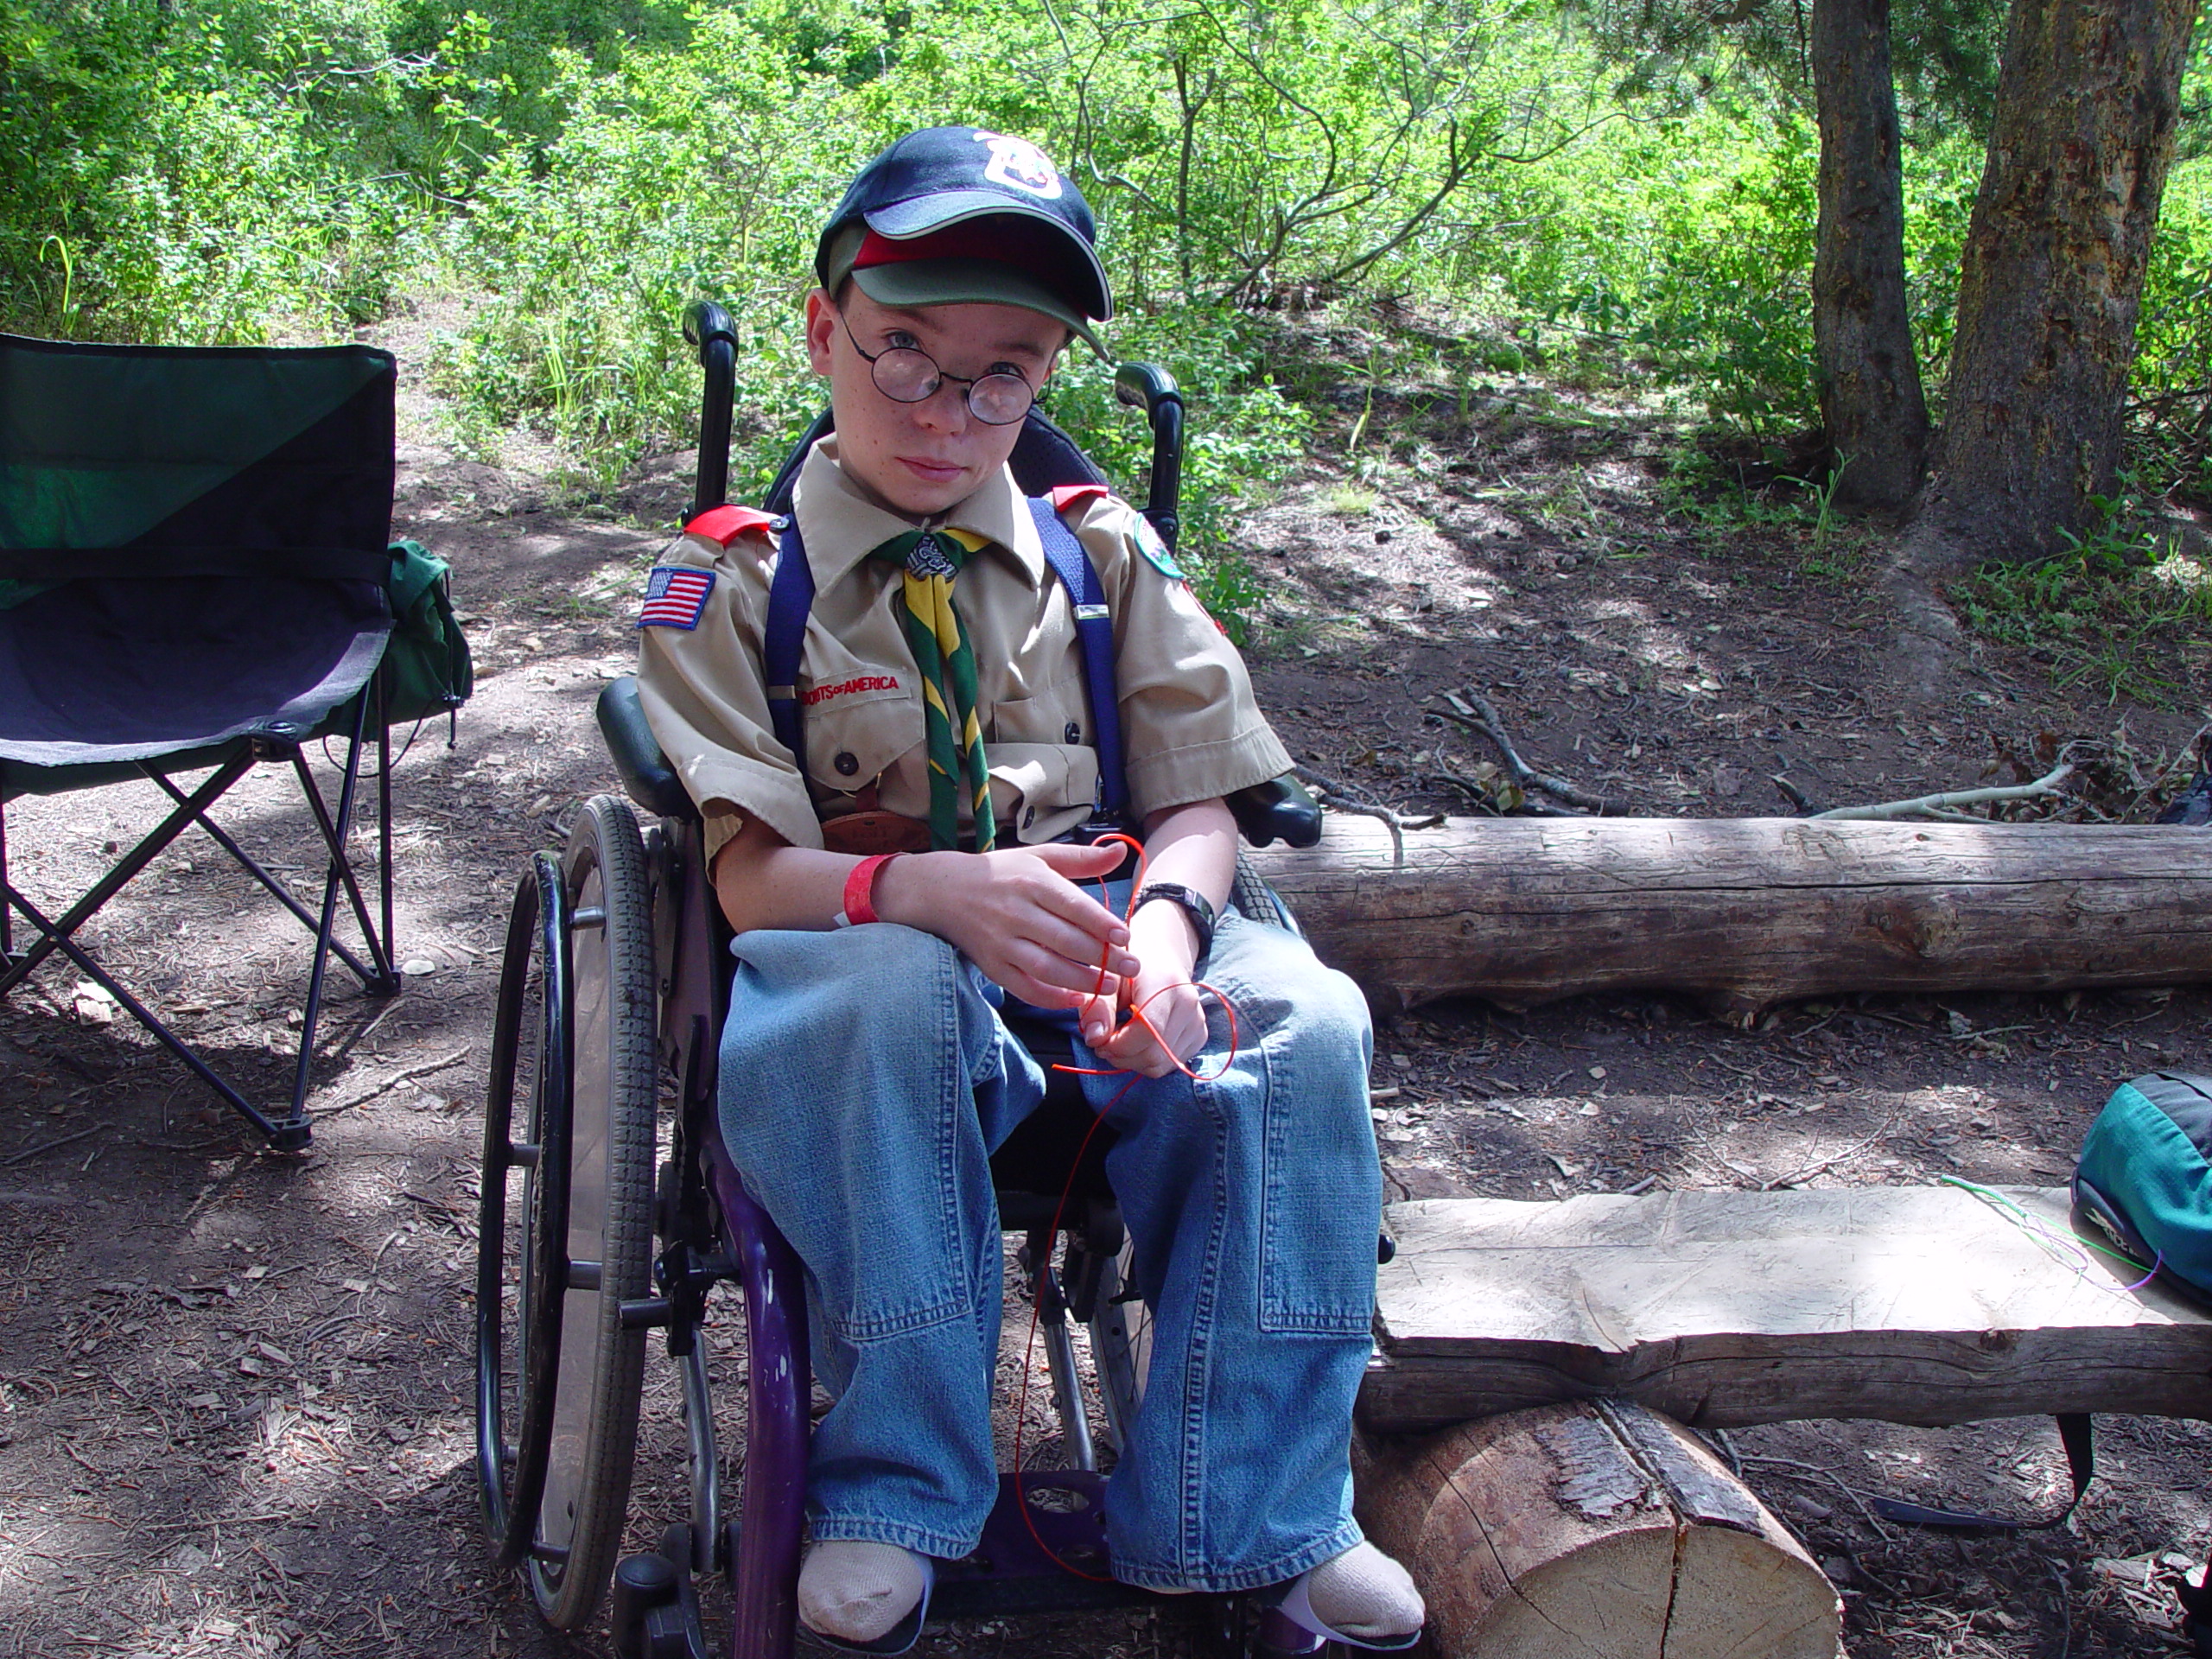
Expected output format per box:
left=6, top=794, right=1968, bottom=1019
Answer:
left=1046, top=484, right=1110, bottom=513
left=685, top=505, right=780, bottom=548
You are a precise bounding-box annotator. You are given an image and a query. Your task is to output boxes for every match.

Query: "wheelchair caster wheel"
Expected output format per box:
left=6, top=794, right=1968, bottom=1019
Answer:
left=610, top=1552, right=679, bottom=1659
left=475, top=798, right=660, bottom=1629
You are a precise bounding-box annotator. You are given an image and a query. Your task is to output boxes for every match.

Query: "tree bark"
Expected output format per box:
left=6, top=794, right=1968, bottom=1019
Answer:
left=1354, top=1401, right=1840, bottom=1659
left=1910, top=0, right=2200, bottom=569
left=1812, top=0, right=1930, bottom=513
left=1249, top=815, right=2212, bottom=1017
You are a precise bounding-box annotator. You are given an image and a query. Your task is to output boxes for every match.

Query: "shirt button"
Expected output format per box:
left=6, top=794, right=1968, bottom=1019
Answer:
left=1064, top=721, right=1082, bottom=744
left=833, top=751, right=860, bottom=776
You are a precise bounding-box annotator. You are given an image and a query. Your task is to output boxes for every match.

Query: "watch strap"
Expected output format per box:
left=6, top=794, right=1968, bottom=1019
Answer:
left=1134, top=881, right=1217, bottom=959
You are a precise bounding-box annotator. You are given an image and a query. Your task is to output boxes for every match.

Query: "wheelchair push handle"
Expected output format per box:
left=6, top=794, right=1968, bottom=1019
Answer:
left=1114, top=362, right=1180, bottom=416
left=683, top=300, right=737, bottom=356
left=684, top=302, right=739, bottom=524
left=1114, top=363, right=1185, bottom=555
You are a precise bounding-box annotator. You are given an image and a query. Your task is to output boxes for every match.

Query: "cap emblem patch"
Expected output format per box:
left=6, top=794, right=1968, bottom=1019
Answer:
left=975, top=130, right=1063, bottom=200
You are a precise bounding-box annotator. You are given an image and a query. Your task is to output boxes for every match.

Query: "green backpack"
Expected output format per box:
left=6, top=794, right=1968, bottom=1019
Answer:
left=378, top=539, right=473, bottom=728
left=2074, top=1071, right=2212, bottom=1306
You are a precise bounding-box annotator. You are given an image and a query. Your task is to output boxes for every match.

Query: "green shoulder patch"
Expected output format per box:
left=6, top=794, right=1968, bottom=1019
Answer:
left=1133, top=516, right=1185, bottom=581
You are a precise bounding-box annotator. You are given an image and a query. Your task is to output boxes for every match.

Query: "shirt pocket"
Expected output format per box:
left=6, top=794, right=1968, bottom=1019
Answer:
left=987, top=676, right=1099, bottom=838
left=798, top=656, right=918, bottom=803
left=986, top=742, right=1101, bottom=841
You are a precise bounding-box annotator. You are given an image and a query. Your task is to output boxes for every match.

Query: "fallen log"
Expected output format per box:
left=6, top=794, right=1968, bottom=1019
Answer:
left=1249, top=815, right=2212, bottom=1016
left=1357, top=1187, right=2212, bottom=1434
left=1356, top=1400, right=1840, bottom=1659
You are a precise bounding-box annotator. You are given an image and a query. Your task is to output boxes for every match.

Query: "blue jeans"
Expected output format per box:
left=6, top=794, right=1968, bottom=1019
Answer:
left=715, top=891, right=1380, bottom=1592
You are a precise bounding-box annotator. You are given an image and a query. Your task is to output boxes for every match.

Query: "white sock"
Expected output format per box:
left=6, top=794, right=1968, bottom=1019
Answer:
left=798, top=1541, right=928, bottom=1643
left=1300, top=1541, right=1425, bottom=1641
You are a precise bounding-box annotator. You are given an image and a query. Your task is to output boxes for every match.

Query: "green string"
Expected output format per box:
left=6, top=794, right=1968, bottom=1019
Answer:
left=1938, top=1173, right=2152, bottom=1275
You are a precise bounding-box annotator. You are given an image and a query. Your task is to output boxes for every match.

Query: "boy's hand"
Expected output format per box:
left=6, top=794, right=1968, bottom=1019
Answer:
left=1080, top=901, right=1209, bottom=1079
left=875, top=842, right=1139, bottom=1010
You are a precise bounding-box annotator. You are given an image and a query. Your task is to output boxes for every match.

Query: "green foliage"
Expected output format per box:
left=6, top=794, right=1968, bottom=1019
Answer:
left=2129, top=149, right=2212, bottom=505
left=0, top=0, right=425, bottom=340
left=9, top=0, right=2212, bottom=638
left=1952, top=495, right=2212, bottom=705
left=1560, top=0, right=2001, bottom=146
left=1480, top=105, right=1819, bottom=436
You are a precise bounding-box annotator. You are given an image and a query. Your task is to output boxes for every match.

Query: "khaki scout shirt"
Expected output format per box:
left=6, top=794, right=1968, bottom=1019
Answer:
left=636, top=439, right=1292, bottom=859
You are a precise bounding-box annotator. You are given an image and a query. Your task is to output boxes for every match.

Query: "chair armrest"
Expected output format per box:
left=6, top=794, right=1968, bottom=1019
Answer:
left=596, top=676, right=696, bottom=822
left=1227, top=773, right=1322, bottom=849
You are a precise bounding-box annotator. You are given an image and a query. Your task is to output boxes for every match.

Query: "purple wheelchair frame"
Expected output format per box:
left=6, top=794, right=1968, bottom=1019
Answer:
left=600, top=806, right=1325, bottom=1659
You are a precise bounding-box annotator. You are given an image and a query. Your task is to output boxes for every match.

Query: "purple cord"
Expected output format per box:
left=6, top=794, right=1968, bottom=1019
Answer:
left=2122, top=1250, right=2164, bottom=1293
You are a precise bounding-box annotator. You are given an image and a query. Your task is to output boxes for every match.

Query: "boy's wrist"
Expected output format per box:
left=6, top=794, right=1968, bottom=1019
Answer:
left=836, top=852, right=905, bottom=927
left=1128, top=893, right=1204, bottom=972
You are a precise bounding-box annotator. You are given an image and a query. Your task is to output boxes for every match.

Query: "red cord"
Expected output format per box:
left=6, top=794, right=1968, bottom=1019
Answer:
left=1009, top=836, right=1247, bottom=1582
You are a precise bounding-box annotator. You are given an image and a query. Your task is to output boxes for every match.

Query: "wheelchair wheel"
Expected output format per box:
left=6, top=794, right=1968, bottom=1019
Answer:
left=477, top=853, right=568, bottom=1568
left=1087, top=1239, right=1154, bottom=1452
left=478, top=797, right=662, bottom=1629
left=1230, top=849, right=1299, bottom=936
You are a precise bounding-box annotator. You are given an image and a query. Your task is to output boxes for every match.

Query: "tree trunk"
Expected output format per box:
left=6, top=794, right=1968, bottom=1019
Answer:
left=1249, top=815, right=2212, bottom=1017
left=1355, top=1401, right=1840, bottom=1659
left=1812, top=0, right=1930, bottom=513
left=1911, top=0, right=2200, bottom=569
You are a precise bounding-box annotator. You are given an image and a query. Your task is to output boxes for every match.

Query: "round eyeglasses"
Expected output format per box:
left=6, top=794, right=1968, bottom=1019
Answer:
left=838, top=318, right=1036, bottom=426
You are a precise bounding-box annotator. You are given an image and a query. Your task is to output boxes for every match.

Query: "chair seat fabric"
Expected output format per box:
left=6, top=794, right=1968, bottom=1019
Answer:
left=0, top=574, right=390, bottom=773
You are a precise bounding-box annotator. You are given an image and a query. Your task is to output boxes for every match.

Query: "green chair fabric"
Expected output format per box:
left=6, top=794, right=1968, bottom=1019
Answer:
left=0, top=332, right=446, bottom=1148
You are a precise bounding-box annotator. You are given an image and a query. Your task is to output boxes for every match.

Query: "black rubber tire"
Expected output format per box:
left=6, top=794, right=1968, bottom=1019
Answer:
left=1229, top=849, right=1299, bottom=936
left=476, top=855, right=569, bottom=1564
left=524, top=794, right=662, bottom=1629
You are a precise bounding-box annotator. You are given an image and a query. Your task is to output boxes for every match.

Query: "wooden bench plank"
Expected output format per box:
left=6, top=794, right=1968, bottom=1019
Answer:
left=1358, top=1186, right=2212, bottom=1433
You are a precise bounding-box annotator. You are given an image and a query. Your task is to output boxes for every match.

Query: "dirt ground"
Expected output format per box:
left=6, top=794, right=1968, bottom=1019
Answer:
left=0, top=315, right=2208, bottom=1658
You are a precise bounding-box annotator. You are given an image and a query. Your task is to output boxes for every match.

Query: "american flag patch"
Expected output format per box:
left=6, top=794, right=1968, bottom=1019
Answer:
left=638, top=566, right=715, bottom=630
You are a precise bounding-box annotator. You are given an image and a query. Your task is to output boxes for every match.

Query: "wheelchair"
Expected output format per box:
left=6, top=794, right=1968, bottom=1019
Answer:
left=474, top=302, right=1332, bottom=1658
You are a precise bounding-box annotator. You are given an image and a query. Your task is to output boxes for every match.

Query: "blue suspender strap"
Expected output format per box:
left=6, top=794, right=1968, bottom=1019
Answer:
left=1027, top=495, right=1129, bottom=823
left=761, top=517, right=814, bottom=785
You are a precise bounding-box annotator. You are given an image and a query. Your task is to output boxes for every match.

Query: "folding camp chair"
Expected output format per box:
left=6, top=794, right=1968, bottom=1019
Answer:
left=0, top=333, right=447, bottom=1150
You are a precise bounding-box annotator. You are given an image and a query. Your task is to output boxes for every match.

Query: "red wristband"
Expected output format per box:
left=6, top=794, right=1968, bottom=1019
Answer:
left=839, top=853, right=901, bottom=927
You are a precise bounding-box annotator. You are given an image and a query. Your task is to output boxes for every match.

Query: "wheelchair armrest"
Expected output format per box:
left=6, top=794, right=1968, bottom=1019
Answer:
left=1227, top=773, right=1323, bottom=849
left=597, top=676, right=697, bottom=822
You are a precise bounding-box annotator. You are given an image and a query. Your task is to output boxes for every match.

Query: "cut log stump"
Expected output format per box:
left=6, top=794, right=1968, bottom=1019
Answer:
left=1249, top=815, right=2212, bottom=1016
left=1357, top=1399, right=1841, bottom=1658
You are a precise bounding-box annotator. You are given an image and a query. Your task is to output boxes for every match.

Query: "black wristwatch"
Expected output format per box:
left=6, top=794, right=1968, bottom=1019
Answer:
left=1133, top=882, right=1217, bottom=960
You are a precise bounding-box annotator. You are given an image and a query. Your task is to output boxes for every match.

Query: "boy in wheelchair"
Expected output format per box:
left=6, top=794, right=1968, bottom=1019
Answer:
left=635, top=127, right=1423, bottom=1654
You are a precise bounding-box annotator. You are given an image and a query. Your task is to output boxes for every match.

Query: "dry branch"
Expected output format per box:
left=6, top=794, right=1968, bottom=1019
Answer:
left=1812, top=762, right=2075, bottom=821
left=1430, top=690, right=1624, bottom=814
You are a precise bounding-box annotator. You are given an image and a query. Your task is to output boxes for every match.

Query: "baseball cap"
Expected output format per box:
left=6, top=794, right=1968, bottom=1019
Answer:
left=817, top=127, right=1111, bottom=355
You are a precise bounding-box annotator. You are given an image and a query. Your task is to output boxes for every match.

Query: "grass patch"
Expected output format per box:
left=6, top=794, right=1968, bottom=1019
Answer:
left=1953, top=514, right=2212, bottom=705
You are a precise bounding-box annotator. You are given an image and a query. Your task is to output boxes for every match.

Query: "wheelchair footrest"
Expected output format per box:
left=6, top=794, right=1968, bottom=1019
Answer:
left=927, top=1471, right=1155, bottom=1621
